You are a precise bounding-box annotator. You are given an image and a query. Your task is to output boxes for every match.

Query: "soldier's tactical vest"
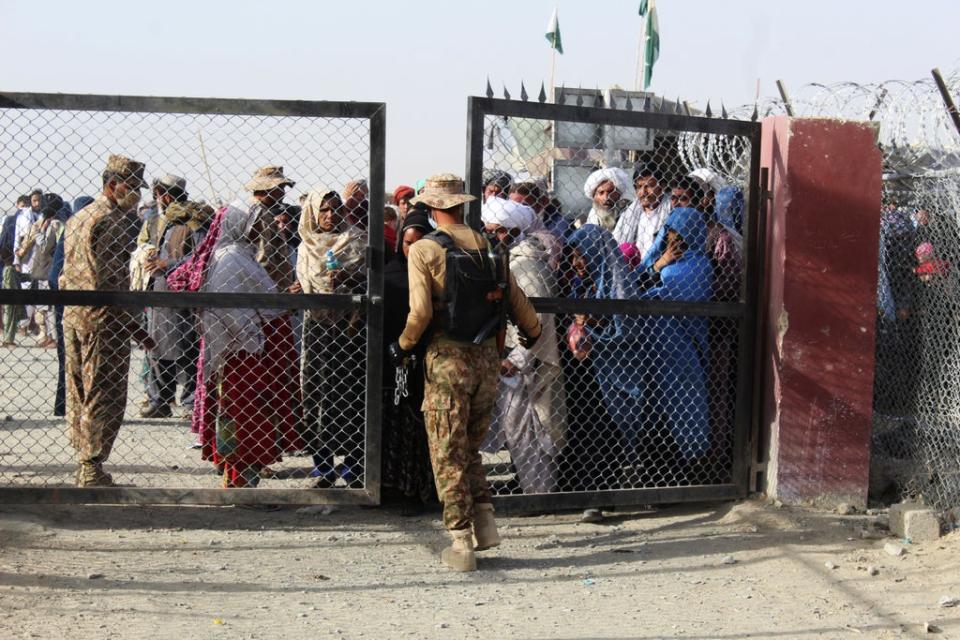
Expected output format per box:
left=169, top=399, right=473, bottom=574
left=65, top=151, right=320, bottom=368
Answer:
left=424, top=230, right=508, bottom=344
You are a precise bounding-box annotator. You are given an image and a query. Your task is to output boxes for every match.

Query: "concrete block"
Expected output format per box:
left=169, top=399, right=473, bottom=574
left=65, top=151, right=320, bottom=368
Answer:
left=890, top=502, right=910, bottom=535
left=890, top=502, right=940, bottom=541
left=904, top=509, right=941, bottom=542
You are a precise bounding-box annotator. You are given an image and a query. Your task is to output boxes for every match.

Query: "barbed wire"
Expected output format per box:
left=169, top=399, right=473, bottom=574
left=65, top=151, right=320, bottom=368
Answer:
left=679, top=65, right=960, bottom=184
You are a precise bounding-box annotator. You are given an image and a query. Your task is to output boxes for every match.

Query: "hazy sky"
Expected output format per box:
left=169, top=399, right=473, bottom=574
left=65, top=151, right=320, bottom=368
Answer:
left=3, top=0, right=957, bottom=188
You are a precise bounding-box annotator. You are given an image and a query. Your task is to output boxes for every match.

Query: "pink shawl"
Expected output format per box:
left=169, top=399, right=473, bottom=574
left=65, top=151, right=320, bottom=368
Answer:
left=166, top=205, right=228, bottom=292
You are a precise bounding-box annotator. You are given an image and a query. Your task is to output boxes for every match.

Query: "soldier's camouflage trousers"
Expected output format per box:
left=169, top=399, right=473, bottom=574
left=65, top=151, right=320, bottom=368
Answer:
left=421, top=338, right=500, bottom=530
left=65, top=325, right=132, bottom=464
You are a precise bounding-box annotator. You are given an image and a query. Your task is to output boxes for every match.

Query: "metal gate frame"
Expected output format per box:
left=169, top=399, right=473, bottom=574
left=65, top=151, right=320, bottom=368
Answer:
left=465, top=96, right=763, bottom=513
left=0, top=92, right=386, bottom=506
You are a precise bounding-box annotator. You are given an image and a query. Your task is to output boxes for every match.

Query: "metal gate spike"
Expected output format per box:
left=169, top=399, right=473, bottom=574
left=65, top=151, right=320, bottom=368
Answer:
left=750, top=103, right=759, bottom=122
left=485, top=78, right=494, bottom=99
left=538, top=82, right=547, bottom=103
left=643, top=95, right=652, bottom=112
left=675, top=98, right=683, bottom=114
left=503, top=85, right=511, bottom=100
left=576, top=86, right=583, bottom=107
left=658, top=96, right=667, bottom=113
left=721, top=102, right=729, bottom=119
left=520, top=82, right=528, bottom=102
left=624, top=93, right=633, bottom=110
left=705, top=101, right=713, bottom=118
left=556, top=84, right=566, bottom=103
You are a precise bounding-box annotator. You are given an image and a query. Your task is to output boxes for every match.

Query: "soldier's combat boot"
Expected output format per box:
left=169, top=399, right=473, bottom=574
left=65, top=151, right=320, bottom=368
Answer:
left=77, top=461, right=114, bottom=488
left=472, top=502, right=501, bottom=551
left=441, top=527, right=477, bottom=572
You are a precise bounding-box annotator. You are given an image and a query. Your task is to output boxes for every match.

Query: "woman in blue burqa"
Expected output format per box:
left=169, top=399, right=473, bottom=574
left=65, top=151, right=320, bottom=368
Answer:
left=567, top=208, right=712, bottom=485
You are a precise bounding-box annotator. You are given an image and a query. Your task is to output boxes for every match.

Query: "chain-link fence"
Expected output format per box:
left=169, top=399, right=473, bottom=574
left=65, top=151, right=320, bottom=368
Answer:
left=872, top=175, right=960, bottom=512
left=0, top=93, right=385, bottom=504
left=665, top=65, right=960, bottom=513
left=459, top=94, right=760, bottom=510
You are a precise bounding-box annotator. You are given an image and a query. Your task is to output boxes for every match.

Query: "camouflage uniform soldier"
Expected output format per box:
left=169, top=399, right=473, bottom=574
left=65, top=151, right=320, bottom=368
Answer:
left=389, top=174, right=541, bottom=571
left=245, top=166, right=299, bottom=292
left=60, top=155, right=154, bottom=487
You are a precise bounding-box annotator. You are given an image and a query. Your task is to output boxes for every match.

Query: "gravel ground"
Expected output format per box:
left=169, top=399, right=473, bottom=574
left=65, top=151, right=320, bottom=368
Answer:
left=1, top=499, right=959, bottom=639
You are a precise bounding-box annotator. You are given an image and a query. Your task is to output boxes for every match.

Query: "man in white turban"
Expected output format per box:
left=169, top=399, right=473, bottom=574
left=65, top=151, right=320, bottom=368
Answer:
left=484, top=192, right=563, bottom=271
left=480, top=197, right=536, bottom=247
left=480, top=198, right=568, bottom=495
left=583, top=167, right=633, bottom=232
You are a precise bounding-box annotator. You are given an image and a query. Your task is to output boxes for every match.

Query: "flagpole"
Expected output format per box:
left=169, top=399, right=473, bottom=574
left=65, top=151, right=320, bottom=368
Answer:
left=548, top=5, right=558, bottom=102
left=549, top=46, right=557, bottom=102
left=634, top=11, right=647, bottom=91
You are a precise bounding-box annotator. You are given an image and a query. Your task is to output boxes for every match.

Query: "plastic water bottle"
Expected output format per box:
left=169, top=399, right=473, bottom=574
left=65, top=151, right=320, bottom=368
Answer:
left=325, top=249, right=341, bottom=271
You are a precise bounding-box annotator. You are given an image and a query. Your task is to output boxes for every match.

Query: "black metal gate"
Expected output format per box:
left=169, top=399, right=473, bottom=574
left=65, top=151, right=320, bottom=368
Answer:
left=466, top=93, right=762, bottom=512
left=0, top=92, right=385, bottom=505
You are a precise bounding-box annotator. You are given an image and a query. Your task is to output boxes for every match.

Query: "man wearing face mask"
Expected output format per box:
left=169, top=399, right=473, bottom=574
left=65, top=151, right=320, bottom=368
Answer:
left=60, top=154, right=156, bottom=487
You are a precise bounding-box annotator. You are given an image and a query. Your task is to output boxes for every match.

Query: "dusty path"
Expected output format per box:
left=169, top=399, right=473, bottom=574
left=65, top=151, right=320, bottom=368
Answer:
left=0, top=499, right=958, bottom=639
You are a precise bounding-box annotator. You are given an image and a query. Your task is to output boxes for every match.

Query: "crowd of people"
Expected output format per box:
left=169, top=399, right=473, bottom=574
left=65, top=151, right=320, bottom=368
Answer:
left=0, top=154, right=746, bottom=512
left=875, top=202, right=956, bottom=422
left=470, top=165, right=744, bottom=520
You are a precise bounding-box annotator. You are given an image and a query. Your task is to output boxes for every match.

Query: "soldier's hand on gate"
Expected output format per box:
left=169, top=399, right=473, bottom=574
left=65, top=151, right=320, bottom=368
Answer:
left=388, top=341, right=411, bottom=367
left=500, top=359, right=518, bottom=377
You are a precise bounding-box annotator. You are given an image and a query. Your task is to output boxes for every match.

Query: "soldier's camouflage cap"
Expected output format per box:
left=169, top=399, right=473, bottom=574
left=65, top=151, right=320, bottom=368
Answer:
left=245, top=165, right=296, bottom=192
left=152, top=173, right=187, bottom=193
left=104, top=154, right=148, bottom=189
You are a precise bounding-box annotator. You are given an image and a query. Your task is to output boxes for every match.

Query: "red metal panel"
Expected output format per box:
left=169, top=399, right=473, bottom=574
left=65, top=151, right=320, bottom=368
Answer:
left=760, top=117, right=881, bottom=506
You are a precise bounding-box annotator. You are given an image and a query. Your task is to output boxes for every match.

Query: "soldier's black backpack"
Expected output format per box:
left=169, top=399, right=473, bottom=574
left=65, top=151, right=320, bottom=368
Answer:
left=424, top=230, right=508, bottom=344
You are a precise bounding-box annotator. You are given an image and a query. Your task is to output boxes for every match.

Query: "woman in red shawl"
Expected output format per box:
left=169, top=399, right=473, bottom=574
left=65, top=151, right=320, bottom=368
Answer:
left=168, top=202, right=301, bottom=477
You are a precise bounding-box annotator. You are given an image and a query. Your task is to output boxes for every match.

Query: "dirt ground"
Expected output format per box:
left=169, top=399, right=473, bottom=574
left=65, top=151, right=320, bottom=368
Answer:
left=0, top=498, right=958, bottom=639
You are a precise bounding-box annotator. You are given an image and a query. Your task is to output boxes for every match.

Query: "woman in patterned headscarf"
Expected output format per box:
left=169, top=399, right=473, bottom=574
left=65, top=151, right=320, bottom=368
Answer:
left=167, top=205, right=227, bottom=456
left=297, top=187, right=367, bottom=488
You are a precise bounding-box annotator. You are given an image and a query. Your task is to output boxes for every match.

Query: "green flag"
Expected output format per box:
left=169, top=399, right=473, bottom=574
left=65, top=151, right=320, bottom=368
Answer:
left=640, top=0, right=660, bottom=89
left=545, top=8, right=563, bottom=54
